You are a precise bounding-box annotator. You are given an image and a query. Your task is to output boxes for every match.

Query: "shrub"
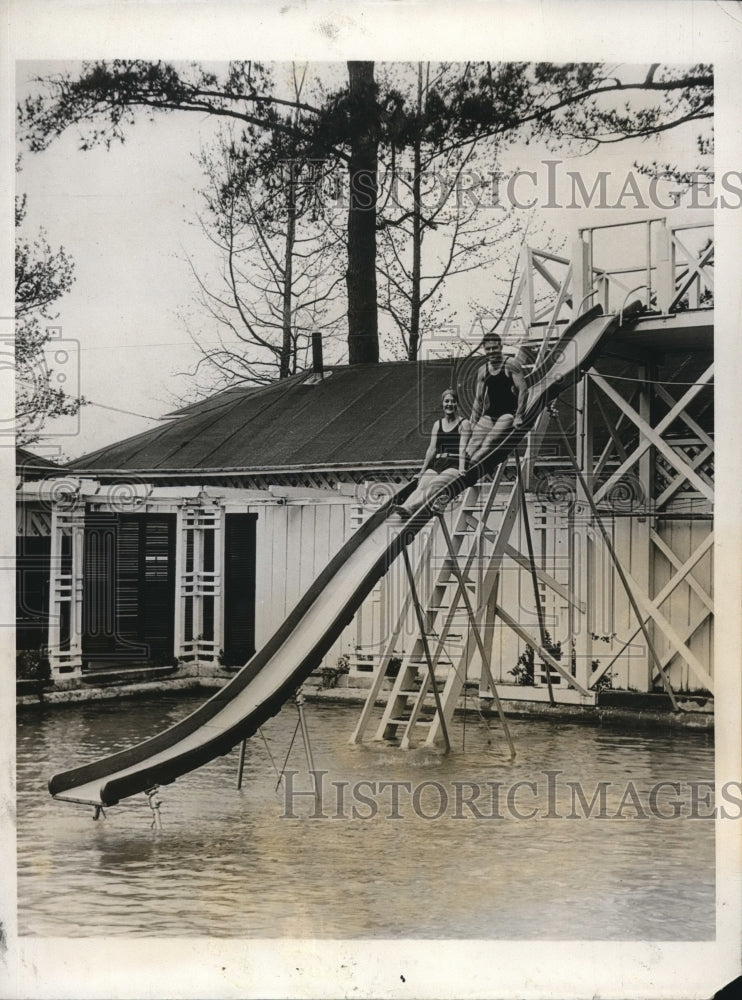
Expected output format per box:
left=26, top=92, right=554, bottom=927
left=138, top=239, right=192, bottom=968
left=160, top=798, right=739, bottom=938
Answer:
left=509, top=630, right=562, bottom=686
left=321, top=654, right=350, bottom=690
left=16, top=649, right=51, bottom=686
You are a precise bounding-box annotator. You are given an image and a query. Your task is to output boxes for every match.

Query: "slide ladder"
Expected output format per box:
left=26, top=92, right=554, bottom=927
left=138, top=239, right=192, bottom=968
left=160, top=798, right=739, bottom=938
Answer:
left=374, top=485, right=483, bottom=747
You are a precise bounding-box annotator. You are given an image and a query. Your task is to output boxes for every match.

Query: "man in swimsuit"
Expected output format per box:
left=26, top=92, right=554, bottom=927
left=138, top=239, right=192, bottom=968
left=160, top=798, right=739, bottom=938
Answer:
left=466, top=331, right=527, bottom=465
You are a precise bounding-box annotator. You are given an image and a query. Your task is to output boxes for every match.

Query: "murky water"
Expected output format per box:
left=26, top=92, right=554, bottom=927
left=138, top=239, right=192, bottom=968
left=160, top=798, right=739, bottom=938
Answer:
left=17, top=693, right=715, bottom=938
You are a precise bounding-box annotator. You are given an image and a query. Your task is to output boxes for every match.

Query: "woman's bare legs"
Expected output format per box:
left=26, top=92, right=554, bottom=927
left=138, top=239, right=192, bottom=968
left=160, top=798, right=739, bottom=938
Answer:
left=401, top=467, right=462, bottom=515
left=402, top=471, right=439, bottom=514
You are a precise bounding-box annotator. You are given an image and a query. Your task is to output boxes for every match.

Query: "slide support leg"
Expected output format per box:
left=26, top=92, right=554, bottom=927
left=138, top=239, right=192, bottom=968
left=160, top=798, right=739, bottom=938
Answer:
left=146, top=786, right=163, bottom=831
left=436, top=513, right=516, bottom=760
left=515, top=453, right=556, bottom=706
left=296, top=687, right=322, bottom=810
left=236, top=739, right=248, bottom=790
left=401, top=545, right=451, bottom=753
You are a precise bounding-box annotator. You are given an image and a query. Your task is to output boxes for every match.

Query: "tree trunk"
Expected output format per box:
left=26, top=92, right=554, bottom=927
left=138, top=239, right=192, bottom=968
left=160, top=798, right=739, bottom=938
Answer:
left=280, top=166, right=296, bottom=379
left=346, top=61, right=379, bottom=365
left=408, top=62, right=423, bottom=362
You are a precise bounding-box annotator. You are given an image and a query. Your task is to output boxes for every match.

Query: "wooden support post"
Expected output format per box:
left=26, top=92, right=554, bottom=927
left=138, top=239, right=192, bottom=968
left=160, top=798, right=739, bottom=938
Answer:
left=236, top=739, right=247, bottom=790
left=523, top=245, right=536, bottom=328
left=401, top=545, right=451, bottom=753
left=437, top=514, right=516, bottom=759
left=571, top=235, right=591, bottom=316
left=538, top=261, right=573, bottom=364
left=554, top=409, right=680, bottom=711
left=655, top=221, right=672, bottom=313
left=572, top=371, right=593, bottom=692
left=296, top=689, right=317, bottom=776
left=480, top=594, right=499, bottom=693
left=515, top=455, right=555, bottom=705
left=523, top=410, right=552, bottom=491
left=637, top=364, right=655, bottom=692
left=146, top=787, right=163, bottom=831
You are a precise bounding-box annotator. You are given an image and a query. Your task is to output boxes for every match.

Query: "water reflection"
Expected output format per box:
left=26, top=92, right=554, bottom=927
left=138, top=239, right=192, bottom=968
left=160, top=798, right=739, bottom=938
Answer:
left=17, top=694, right=715, bottom=938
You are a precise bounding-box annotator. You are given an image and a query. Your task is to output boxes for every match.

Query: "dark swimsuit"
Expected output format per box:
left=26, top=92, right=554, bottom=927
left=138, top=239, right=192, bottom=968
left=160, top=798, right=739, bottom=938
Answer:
left=431, top=418, right=463, bottom=474
left=483, top=365, right=517, bottom=420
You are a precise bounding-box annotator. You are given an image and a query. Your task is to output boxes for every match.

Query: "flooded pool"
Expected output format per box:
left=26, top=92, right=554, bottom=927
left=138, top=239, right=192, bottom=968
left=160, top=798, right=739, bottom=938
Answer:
left=17, top=692, right=715, bottom=939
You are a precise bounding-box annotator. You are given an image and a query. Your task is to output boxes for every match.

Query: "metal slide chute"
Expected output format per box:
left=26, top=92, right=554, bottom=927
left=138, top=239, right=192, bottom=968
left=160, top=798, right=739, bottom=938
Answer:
left=49, top=305, right=618, bottom=809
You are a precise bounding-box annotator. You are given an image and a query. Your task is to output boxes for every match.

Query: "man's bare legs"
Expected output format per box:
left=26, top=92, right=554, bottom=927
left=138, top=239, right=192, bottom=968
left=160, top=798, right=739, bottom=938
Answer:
left=466, top=414, right=515, bottom=464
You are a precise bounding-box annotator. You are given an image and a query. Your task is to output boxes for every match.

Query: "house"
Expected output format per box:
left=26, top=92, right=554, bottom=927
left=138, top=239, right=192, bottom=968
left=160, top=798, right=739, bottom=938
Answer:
left=15, top=218, right=715, bottom=714
left=16, top=360, right=465, bottom=682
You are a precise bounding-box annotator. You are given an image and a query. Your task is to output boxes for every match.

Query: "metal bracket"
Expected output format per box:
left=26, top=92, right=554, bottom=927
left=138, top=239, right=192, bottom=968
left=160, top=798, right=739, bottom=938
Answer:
left=146, top=786, right=163, bottom=831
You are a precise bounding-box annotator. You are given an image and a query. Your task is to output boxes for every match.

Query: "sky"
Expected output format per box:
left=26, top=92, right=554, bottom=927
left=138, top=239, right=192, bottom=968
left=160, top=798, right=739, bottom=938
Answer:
left=15, top=60, right=713, bottom=461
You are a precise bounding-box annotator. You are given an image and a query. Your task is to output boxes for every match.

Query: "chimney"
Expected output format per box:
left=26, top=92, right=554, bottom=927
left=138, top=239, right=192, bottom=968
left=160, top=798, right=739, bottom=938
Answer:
left=311, top=330, right=324, bottom=377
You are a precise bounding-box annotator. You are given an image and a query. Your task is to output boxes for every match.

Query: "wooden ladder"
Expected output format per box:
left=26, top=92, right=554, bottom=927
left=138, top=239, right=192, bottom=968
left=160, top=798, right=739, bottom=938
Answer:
left=374, top=499, right=479, bottom=749
left=369, top=474, right=509, bottom=748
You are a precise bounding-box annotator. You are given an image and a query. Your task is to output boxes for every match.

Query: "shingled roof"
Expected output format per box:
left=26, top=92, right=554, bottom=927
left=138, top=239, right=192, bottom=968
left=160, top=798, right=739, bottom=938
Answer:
left=69, top=359, right=470, bottom=476
left=16, top=446, right=64, bottom=480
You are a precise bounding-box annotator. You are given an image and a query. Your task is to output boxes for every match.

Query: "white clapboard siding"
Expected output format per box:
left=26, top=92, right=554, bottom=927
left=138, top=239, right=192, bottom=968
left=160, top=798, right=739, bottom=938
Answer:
left=251, top=498, right=355, bottom=669
left=245, top=489, right=712, bottom=695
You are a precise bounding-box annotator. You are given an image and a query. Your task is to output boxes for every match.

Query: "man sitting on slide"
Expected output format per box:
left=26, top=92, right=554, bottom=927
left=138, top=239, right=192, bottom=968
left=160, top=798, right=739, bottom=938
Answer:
left=394, top=333, right=527, bottom=519
left=466, top=331, right=527, bottom=464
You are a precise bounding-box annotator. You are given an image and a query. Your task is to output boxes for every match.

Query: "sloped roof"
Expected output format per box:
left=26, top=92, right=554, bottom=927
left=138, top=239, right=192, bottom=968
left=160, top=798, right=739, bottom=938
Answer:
left=16, top=446, right=64, bottom=479
left=69, top=359, right=469, bottom=475
left=161, top=385, right=263, bottom=420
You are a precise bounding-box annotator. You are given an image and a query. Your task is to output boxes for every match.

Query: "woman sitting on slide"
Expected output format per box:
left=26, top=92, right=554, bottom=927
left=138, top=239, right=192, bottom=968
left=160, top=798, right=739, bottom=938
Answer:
left=395, top=389, right=471, bottom=517
left=466, top=331, right=527, bottom=464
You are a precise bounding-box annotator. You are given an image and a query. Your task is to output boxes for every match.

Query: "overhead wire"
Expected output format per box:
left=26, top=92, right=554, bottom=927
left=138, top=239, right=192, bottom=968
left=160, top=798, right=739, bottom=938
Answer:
left=588, top=371, right=713, bottom=387
left=15, top=375, right=163, bottom=421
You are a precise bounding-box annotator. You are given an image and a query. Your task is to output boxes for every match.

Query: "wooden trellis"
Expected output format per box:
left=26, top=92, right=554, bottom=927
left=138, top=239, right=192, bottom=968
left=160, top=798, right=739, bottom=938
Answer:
left=48, top=502, right=85, bottom=679
left=573, top=359, right=714, bottom=695
left=175, top=503, right=224, bottom=664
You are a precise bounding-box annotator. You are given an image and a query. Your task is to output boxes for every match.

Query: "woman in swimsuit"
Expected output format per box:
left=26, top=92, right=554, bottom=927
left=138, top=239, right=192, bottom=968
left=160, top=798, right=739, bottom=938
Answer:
left=466, top=332, right=527, bottom=465
left=397, top=388, right=471, bottom=516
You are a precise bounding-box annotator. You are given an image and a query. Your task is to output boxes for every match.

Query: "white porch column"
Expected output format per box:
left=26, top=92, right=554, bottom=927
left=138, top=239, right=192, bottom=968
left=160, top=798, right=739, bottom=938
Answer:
left=173, top=505, right=187, bottom=661
left=212, top=504, right=225, bottom=663
left=48, top=500, right=84, bottom=681
left=178, top=499, right=222, bottom=667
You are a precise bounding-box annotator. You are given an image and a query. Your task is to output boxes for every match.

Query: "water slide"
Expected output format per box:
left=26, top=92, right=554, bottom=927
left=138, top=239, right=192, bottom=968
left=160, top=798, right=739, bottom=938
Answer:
left=49, top=305, right=620, bottom=808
